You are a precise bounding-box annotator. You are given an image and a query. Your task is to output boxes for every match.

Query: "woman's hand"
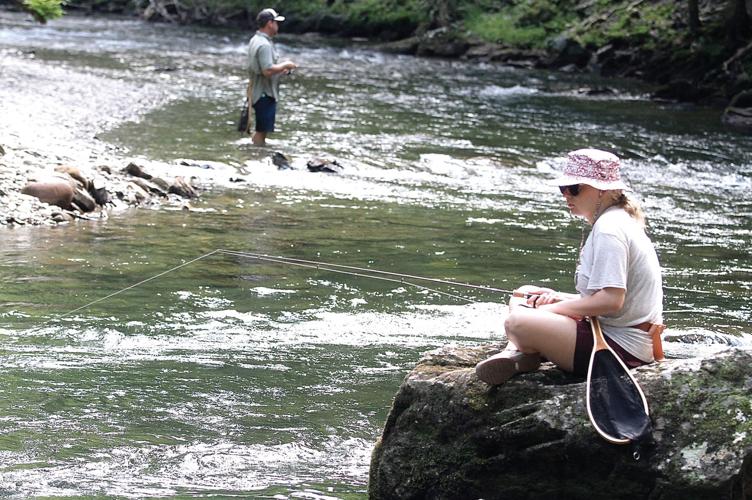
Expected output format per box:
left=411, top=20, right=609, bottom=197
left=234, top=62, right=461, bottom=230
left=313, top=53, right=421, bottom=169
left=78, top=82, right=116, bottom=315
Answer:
left=525, top=288, right=560, bottom=308
left=510, top=285, right=579, bottom=311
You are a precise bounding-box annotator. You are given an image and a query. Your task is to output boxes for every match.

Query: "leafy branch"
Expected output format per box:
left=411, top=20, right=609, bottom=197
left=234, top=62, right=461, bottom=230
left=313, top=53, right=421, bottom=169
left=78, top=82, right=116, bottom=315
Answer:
left=20, top=0, right=65, bottom=23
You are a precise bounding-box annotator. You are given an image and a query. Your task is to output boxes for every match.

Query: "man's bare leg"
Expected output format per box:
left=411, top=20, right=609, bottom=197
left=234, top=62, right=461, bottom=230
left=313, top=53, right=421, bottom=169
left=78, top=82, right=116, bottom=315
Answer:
left=252, top=131, right=267, bottom=146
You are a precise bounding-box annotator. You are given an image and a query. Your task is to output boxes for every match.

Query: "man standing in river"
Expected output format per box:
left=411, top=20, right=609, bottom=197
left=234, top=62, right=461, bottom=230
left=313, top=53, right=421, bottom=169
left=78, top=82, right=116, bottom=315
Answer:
left=245, top=8, right=298, bottom=146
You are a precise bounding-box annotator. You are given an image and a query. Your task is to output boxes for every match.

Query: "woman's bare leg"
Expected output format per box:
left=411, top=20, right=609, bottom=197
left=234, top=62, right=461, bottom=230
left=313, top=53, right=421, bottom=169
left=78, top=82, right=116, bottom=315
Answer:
left=502, top=285, right=540, bottom=351
left=476, top=287, right=579, bottom=385
left=504, top=307, right=577, bottom=372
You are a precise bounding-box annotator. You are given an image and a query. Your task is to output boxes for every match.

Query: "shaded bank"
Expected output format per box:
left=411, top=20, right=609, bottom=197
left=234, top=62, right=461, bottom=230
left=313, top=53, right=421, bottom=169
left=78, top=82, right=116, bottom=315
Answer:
left=21, top=0, right=751, bottom=120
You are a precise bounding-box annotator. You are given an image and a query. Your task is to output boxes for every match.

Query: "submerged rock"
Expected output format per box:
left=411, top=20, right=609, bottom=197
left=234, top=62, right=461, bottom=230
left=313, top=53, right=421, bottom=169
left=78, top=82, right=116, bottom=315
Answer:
left=653, top=79, right=714, bottom=103
left=272, top=152, right=293, bottom=170
left=307, top=158, right=344, bottom=174
left=722, top=91, right=752, bottom=134
left=369, top=345, right=752, bottom=500
left=168, top=176, right=198, bottom=198
left=577, top=86, right=617, bottom=96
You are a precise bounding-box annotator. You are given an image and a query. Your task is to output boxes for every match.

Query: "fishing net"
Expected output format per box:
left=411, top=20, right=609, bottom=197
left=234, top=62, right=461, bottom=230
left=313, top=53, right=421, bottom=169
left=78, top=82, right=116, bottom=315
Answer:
left=588, top=350, right=652, bottom=442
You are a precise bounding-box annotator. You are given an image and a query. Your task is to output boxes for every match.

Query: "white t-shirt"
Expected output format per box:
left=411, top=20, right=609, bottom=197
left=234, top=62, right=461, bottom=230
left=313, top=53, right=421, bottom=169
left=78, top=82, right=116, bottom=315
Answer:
left=576, top=206, right=663, bottom=362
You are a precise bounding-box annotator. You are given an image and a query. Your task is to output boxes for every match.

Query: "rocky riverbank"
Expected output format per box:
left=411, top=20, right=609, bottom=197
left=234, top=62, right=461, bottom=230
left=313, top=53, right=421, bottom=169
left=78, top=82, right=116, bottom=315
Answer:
left=0, top=37, right=240, bottom=227
left=0, top=144, right=200, bottom=226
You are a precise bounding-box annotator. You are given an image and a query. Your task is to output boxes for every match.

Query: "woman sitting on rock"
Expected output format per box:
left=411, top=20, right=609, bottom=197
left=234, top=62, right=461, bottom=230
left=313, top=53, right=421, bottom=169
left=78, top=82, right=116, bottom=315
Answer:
left=475, top=148, right=664, bottom=385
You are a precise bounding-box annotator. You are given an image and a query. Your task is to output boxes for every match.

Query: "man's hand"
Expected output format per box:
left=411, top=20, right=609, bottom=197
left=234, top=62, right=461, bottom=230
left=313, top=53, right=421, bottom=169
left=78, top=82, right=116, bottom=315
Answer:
left=262, top=60, right=299, bottom=78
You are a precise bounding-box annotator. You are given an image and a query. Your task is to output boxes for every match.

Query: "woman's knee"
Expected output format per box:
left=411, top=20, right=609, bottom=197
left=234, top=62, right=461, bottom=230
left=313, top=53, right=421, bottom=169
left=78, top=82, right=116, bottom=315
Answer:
left=505, top=310, right=534, bottom=349
left=505, top=310, right=521, bottom=336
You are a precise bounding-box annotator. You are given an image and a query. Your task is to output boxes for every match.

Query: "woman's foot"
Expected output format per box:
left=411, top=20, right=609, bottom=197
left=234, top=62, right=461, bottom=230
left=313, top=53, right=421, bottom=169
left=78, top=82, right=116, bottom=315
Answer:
left=475, top=350, right=541, bottom=385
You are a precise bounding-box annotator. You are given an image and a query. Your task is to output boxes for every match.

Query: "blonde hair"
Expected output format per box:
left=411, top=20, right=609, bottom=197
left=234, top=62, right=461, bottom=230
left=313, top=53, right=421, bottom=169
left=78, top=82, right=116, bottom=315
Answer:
left=609, top=191, right=646, bottom=227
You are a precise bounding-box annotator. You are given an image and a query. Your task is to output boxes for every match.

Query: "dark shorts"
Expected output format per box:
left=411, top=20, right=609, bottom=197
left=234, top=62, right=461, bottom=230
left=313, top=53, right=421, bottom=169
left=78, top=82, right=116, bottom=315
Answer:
left=253, top=95, right=276, bottom=132
left=572, top=319, right=648, bottom=376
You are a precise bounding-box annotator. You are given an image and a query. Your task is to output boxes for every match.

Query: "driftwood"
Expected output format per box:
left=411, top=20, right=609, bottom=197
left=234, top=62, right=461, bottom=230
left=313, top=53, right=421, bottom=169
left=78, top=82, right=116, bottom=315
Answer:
left=723, top=39, right=752, bottom=73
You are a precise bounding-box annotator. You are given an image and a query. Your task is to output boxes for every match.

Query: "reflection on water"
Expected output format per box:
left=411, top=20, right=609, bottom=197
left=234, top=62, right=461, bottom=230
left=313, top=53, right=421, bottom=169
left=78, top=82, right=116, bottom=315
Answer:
left=1, top=10, right=751, bottom=499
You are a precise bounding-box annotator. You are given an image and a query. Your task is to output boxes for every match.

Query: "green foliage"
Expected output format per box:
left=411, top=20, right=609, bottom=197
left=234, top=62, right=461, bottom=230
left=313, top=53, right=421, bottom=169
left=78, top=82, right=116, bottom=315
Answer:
left=465, top=11, right=546, bottom=47
left=577, top=2, right=678, bottom=49
left=239, top=0, right=329, bottom=17
left=463, top=0, right=576, bottom=48
left=332, top=0, right=427, bottom=31
left=22, top=0, right=65, bottom=22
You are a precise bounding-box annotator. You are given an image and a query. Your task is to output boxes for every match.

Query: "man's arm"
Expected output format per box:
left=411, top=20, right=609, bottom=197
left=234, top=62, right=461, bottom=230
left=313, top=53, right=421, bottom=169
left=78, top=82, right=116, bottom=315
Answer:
left=261, top=60, right=298, bottom=78
left=256, top=44, right=297, bottom=77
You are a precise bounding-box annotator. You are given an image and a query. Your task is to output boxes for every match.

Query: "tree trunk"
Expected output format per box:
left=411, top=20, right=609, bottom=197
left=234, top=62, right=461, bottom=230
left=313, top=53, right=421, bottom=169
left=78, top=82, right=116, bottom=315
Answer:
left=727, top=0, right=751, bottom=44
left=688, top=0, right=700, bottom=36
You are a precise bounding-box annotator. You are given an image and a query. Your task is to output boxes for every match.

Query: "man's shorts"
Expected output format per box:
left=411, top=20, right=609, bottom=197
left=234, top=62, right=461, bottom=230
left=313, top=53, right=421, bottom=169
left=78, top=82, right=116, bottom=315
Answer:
left=572, top=319, right=648, bottom=376
left=253, top=95, right=276, bottom=132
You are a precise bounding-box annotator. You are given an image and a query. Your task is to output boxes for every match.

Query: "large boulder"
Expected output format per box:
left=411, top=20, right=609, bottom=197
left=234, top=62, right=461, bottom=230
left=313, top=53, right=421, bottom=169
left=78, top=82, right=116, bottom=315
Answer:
left=544, top=35, right=591, bottom=69
left=381, top=28, right=470, bottom=58
left=369, top=345, right=752, bottom=500
left=415, top=28, right=470, bottom=58
left=722, top=91, right=752, bottom=134
left=652, top=78, right=718, bottom=103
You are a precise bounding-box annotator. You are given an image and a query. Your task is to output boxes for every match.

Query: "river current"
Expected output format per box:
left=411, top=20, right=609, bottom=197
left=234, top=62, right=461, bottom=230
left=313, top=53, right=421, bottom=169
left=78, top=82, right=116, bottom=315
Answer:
left=1, top=11, right=751, bottom=498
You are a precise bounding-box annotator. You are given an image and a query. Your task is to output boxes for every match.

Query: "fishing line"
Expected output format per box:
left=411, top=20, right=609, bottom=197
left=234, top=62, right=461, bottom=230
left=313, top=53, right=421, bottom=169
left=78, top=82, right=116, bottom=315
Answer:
left=217, top=249, right=517, bottom=296
left=28, top=248, right=718, bottom=332
left=29, top=249, right=224, bottom=332
left=218, top=249, right=478, bottom=303
left=29, top=248, right=508, bottom=331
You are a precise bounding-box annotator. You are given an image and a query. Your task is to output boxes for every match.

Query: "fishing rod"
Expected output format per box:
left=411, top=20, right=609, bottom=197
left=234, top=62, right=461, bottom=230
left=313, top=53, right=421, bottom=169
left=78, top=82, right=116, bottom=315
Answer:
left=217, top=249, right=521, bottom=296
left=219, top=249, right=478, bottom=303
left=26, top=248, right=719, bottom=331
left=26, top=248, right=512, bottom=331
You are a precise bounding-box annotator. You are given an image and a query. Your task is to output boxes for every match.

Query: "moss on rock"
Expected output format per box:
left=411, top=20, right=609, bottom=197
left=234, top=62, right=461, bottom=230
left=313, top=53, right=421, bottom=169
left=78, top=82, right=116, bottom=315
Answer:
left=369, top=346, right=752, bottom=499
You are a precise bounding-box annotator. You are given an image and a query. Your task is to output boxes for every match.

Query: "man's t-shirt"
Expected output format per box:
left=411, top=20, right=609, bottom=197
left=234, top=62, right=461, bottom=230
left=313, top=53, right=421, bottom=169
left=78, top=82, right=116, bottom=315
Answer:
left=576, top=206, right=663, bottom=362
left=246, top=31, right=280, bottom=104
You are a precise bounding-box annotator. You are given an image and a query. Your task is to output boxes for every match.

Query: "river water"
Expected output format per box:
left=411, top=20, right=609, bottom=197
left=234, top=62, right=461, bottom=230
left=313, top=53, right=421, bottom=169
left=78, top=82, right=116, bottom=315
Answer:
left=0, top=11, right=751, bottom=498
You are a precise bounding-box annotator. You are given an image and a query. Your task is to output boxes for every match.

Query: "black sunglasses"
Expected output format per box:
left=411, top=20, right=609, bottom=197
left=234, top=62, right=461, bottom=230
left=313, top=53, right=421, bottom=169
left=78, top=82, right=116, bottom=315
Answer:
left=559, top=184, right=581, bottom=196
